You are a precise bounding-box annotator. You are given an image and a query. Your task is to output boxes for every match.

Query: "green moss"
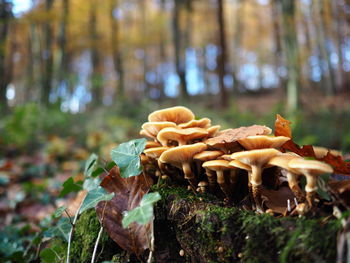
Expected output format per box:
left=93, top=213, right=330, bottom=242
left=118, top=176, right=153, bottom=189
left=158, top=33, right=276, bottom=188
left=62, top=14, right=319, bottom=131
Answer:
left=155, top=186, right=343, bottom=263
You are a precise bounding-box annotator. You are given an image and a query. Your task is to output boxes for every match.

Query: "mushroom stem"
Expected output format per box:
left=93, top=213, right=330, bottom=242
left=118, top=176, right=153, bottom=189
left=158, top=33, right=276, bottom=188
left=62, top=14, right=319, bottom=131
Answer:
left=304, top=172, right=318, bottom=207
left=251, top=165, right=264, bottom=211
left=205, top=168, right=217, bottom=192
left=216, top=170, right=231, bottom=199
left=286, top=171, right=305, bottom=203
left=182, top=162, right=197, bottom=190
left=229, top=169, right=239, bottom=192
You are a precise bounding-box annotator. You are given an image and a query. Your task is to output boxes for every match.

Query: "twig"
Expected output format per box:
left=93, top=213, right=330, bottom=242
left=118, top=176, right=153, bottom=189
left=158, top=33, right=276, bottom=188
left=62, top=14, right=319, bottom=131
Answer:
left=91, top=201, right=108, bottom=263
left=66, top=198, right=85, bottom=263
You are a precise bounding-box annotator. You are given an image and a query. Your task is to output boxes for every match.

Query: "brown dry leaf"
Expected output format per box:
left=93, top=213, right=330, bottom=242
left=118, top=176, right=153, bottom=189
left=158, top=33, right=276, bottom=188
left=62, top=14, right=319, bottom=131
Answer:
left=329, top=179, right=350, bottom=207
left=96, top=166, right=153, bottom=256
left=262, top=186, right=295, bottom=214
left=274, top=114, right=350, bottom=175
left=205, top=125, right=271, bottom=152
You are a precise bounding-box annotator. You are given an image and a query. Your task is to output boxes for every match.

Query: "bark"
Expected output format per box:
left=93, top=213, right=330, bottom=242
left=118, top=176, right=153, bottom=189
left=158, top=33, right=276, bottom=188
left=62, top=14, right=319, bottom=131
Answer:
left=0, top=0, right=12, bottom=112
left=41, top=0, right=55, bottom=105
left=172, top=0, right=188, bottom=99
left=216, top=0, right=229, bottom=108
left=280, top=0, right=300, bottom=114
left=157, top=0, right=167, bottom=100
left=110, top=0, right=124, bottom=101
left=140, top=0, right=150, bottom=98
left=271, top=0, right=283, bottom=90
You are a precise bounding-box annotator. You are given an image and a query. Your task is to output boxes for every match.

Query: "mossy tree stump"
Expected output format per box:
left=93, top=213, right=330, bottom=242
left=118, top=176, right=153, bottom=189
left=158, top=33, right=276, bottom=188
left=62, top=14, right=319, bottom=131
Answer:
left=64, top=186, right=341, bottom=263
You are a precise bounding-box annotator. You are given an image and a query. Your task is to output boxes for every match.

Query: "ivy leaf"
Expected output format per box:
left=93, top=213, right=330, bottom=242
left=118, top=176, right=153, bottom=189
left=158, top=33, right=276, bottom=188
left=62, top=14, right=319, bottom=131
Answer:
left=53, top=206, right=66, bottom=219
left=110, top=138, right=147, bottom=178
left=40, top=246, right=62, bottom=263
left=44, top=217, right=72, bottom=241
left=91, top=167, right=104, bottom=178
left=84, top=153, right=98, bottom=177
left=122, top=192, right=161, bottom=228
left=58, top=177, right=83, bottom=198
left=83, top=177, right=101, bottom=192
left=79, top=187, right=114, bottom=214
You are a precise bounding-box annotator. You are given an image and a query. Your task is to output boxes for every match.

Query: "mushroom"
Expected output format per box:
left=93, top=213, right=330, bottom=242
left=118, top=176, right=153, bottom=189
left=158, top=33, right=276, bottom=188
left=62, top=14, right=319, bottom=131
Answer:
left=268, top=153, right=305, bottom=202
left=202, top=160, right=237, bottom=200
left=288, top=158, right=333, bottom=206
left=159, top=143, right=207, bottom=189
left=144, top=146, right=170, bottom=174
left=178, top=118, right=212, bottom=128
left=193, top=150, right=224, bottom=191
left=230, top=148, right=280, bottom=211
left=145, top=141, right=162, bottom=149
left=157, top=127, right=208, bottom=146
left=197, top=181, right=208, bottom=193
left=312, top=146, right=343, bottom=158
left=206, top=125, right=221, bottom=137
left=141, top=121, right=177, bottom=140
left=148, top=106, right=195, bottom=124
left=237, top=135, right=290, bottom=150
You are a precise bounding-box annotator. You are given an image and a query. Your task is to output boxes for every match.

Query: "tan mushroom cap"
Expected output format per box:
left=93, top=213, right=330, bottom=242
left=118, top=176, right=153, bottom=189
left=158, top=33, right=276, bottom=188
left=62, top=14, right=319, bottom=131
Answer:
left=198, top=181, right=208, bottom=187
left=218, top=154, right=232, bottom=161
left=159, top=143, right=207, bottom=168
left=193, top=150, right=224, bottom=161
left=288, top=158, right=333, bottom=175
left=145, top=141, right=162, bottom=149
left=157, top=127, right=208, bottom=146
left=202, top=160, right=231, bottom=171
left=179, top=118, right=211, bottom=128
left=144, top=147, right=169, bottom=159
left=268, top=153, right=302, bottom=174
left=313, top=146, right=343, bottom=158
left=148, top=106, right=195, bottom=124
left=238, top=135, right=290, bottom=150
left=229, top=160, right=251, bottom=171
left=141, top=121, right=177, bottom=138
left=140, top=129, right=154, bottom=139
left=207, top=125, right=221, bottom=137
left=230, top=148, right=281, bottom=167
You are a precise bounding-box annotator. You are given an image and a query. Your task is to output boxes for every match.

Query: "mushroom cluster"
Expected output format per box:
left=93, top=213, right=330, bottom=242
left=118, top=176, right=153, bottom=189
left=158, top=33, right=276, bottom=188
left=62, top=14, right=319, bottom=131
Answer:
left=140, top=106, right=335, bottom=216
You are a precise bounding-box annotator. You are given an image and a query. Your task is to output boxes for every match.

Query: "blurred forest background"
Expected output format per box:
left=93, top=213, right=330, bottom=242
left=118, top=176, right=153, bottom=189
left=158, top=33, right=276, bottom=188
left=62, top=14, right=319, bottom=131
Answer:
left=1, top=0, right=350, bottom=153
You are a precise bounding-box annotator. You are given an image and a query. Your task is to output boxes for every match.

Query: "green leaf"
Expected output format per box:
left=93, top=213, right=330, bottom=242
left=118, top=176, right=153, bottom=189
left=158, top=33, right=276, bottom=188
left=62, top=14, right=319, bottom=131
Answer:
left=83, top=177, right=101, bottom=191
left=79, top=187, right=114, bottom=214
left=59, top=177, right=83, bottom=198
left=44, top=217, right=72, bottom=241
left=84, top=153, right=98, bottom=177
left=110, top=138, right=147, bottom=178
left=53, top=206, right=66, bottom=219
left=40, top=247, right=62, bottom=263
left=91, top=167, right=104, bottom=178
left=122, top=192, right=161, bottom=228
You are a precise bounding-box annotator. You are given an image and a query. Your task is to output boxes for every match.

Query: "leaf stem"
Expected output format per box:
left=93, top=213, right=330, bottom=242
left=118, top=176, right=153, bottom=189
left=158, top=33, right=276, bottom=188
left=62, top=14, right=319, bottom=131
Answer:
left=91, top=226, right=104, bottom=263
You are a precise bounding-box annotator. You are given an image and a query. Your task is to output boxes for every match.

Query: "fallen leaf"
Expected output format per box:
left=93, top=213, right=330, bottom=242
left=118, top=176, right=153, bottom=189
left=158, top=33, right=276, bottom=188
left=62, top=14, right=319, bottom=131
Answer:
left=205, top=125, right=271, bottom=152
left=96, top=166, right=154, bottom=256
left=274, top=114, right=350, bottom=175
left=262, top=186, right=295, bottom=214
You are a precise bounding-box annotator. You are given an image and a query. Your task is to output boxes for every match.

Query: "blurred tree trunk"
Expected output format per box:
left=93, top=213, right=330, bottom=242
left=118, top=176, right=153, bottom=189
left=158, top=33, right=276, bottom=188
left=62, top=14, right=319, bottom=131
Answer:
left=232, top=0, right=244, bottom=93
left=57, top=0, right=70, bottom=94
left=158, top=0, right=167, bottom=100
left=216, top=0, right=228, bottom=108
left=280, top=0, right=300, bottom=114
left=41, top=0, right=55, bottom=105
left=89, top=0, right=103, bottom=106
left=312, top=0, right=335, bottom=96
left=0, top=0, right=12, bottom=112
left=271, top=0, right=283, bottom=90
left=140, top=0, right=150, bottom=97
left=110, top=0, right=124, bottom=101
left=331, top=0, right=345, bottom=92
left=172, top=0, right=188, bottom=99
